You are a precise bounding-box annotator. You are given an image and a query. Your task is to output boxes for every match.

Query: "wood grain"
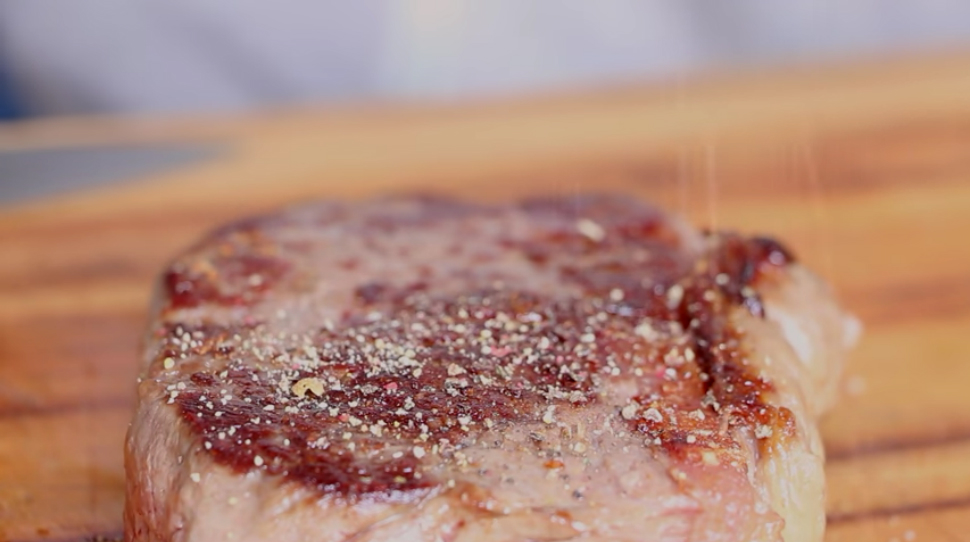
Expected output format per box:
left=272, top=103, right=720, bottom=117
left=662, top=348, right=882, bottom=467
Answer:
left=2, top=52, right=970, bottom=541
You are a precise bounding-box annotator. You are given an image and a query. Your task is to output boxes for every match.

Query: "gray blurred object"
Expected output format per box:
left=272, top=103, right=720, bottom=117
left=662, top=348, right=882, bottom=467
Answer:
left=1, top=0, right=969, bottom=116
left=0, top=144, right=222, bottom=203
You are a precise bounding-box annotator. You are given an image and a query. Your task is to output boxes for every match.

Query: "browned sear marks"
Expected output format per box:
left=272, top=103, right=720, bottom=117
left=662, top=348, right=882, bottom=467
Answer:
left=157, top=196, right=797, bottom=499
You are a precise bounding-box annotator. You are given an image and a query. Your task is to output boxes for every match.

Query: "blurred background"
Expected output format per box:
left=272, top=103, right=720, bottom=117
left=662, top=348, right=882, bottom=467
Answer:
left=2, top=0, right=970, bottom=202
left=2, top=0, right=970, bottom=117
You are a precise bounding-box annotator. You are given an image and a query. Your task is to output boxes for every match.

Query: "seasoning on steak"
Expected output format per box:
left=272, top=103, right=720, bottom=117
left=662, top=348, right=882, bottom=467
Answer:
left=125, top=195, right=858, bottom=542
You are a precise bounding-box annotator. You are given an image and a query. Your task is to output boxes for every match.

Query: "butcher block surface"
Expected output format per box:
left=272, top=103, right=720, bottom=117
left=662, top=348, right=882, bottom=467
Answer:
left=2, top=53, right=970, bottom=541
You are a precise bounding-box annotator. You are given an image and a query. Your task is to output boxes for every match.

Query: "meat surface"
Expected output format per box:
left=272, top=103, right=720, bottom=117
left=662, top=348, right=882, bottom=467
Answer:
left=125, top=195, right=858, bottom=542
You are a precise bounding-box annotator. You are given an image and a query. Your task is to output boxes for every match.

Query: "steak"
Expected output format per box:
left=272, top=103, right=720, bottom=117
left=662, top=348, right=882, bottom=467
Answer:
left=125, top=195, right=858, bottom=542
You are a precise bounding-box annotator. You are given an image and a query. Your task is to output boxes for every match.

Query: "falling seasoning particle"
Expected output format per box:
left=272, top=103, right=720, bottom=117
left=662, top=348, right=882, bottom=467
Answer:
left=576, top=219, right=606, bottom=242
left=635, top=321, right=657, bottom=340
left=253, top=455, right=264, bottom=467
left=291, top=377, right=325, bottom=398
left=413, top=446, right=426, bottom=458
left=190, top=472, right=201, bottom=483
left=609, top=288, right=624, bottom=302
left=754, top=425, right=773, bottom=439
left=643, top=408, right=663, bottom=423
left=701, top=451, right=720, bottom=466
left=666, top=284, right=685, bottom=308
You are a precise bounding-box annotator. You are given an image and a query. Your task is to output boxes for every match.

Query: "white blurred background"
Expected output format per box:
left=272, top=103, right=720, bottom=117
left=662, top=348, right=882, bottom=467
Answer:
left=2, top=0, right=970, bottom=117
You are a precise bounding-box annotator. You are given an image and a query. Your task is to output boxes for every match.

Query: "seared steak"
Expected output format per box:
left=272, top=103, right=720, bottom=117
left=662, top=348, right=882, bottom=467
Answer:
left=125, top=195, right=857, bottom=542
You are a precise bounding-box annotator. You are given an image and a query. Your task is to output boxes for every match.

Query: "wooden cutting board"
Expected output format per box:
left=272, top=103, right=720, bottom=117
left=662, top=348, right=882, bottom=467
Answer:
left=2, top=53, right=970, bottom=542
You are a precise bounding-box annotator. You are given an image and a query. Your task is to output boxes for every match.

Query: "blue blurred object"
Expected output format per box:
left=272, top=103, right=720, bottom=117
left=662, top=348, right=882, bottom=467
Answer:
left=0, top=65, right=23, bottom=119
left=0, top=143, right=223, bottom=204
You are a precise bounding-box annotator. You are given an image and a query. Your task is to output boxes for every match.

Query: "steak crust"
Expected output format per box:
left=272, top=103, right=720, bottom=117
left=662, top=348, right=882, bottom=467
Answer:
left=125, top=195, right=857, bottom=542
